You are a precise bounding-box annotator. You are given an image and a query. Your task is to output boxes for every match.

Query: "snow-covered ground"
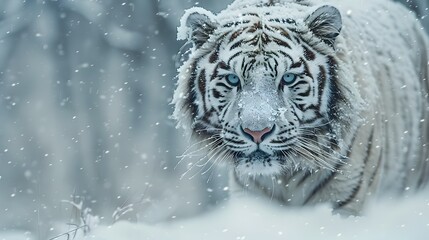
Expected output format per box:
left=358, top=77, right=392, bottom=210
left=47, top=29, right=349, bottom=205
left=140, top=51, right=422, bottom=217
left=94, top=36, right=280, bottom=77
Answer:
left=0, top=232, right=33, bottom=240
left=0, top=191, right=428, bottom=240
left=67, top=192, right=429, bottom=240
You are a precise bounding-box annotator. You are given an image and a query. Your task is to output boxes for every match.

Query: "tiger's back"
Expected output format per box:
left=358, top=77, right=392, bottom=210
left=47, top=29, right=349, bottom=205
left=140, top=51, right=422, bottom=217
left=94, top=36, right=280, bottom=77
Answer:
left=174, top=0, right=429, bottom=215
left=335, top=0, right=429, bottom=194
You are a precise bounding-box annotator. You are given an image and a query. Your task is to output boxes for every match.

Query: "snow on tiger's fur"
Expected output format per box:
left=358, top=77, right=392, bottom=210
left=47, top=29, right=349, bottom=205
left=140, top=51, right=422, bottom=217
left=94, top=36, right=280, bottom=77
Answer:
left=173, top=0, right=429, bottom=215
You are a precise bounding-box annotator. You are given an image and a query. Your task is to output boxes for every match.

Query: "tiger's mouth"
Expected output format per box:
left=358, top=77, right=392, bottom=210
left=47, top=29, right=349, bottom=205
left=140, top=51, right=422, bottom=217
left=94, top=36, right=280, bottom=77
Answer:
left=248, top=150, right=270, bottom=161
left=234, top=150, right=285, bottom=176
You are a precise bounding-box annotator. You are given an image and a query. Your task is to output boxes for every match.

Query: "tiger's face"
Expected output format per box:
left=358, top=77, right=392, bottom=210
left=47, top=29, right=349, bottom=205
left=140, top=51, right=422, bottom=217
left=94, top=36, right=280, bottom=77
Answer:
left=174, top=3, right=353, bottom=177
left=210, top=32, right=332, bottom=176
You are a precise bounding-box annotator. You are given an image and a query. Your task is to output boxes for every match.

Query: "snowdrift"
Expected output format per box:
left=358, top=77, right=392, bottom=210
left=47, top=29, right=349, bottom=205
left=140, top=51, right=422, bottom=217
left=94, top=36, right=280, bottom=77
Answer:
left=76, top=192, right=429, bottom=240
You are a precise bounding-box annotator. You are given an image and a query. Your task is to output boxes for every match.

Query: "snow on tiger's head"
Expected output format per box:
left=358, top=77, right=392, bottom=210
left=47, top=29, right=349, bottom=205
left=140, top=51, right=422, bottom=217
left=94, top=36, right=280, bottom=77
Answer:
left=173, top=0, right=362, bottom=177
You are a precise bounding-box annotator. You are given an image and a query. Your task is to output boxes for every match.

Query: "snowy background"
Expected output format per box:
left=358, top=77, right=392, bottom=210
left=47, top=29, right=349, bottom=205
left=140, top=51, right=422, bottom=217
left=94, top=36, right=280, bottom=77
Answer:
left=0, top=0, right=428, bottom=240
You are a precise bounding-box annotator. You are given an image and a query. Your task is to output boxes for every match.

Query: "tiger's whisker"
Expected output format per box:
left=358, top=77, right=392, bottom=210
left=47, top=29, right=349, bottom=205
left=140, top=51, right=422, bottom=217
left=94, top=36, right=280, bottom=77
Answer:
left=188, top=145, right=228, bottom=180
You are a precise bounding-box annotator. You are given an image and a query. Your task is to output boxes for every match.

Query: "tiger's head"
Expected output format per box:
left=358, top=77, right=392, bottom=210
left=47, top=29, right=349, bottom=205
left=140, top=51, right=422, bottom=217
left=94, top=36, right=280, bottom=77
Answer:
left=173, top=1, right=363, bottom=177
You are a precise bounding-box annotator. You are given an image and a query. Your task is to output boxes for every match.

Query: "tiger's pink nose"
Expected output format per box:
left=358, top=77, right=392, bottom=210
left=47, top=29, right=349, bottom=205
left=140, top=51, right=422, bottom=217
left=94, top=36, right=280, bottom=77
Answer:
left=243, top=126, right=273, bottom=144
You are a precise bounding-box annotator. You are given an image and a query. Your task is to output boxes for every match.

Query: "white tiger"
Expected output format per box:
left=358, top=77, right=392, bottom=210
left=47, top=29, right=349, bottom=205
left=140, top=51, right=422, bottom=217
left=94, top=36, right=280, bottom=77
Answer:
left=173, top=0, right=429, bottom=215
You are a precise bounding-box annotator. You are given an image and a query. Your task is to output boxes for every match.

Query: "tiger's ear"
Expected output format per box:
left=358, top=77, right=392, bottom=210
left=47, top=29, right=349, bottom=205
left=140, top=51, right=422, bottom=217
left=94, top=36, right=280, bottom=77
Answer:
left=178, top=7, right=217, bottom=48
left=305, top=5, right=342, bottom=46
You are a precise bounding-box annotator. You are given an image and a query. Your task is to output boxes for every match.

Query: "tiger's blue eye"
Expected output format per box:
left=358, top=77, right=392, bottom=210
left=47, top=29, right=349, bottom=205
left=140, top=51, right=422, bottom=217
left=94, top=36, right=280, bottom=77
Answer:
left=282, top=73, right=297, bottom=84
left=226, top=74, right=240, bottom=86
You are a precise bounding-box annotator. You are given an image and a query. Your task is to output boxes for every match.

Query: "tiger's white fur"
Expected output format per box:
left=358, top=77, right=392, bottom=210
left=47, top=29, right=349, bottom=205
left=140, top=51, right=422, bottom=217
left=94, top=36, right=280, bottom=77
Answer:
left=173, top=0, right=429, bottom=215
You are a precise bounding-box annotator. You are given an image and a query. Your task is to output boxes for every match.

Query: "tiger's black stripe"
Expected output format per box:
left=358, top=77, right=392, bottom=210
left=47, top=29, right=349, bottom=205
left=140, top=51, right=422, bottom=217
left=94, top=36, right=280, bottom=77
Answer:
left=326, top=56, right=341, bottom=121
left=301, top=57, right=313, bottom=79
left=303, top=168, right=340, bottom=205
left=227, top=52, right=244, bottom=66
left=317, top=65, right=327, bottom=108
left=209, top=45, right=220, bottom=63
left=335, top=171, right=363, bottom=208
left=198, top=69, right=208, bottom=112
left=364, top=127, right=375, bottom=164
left=368, top=150, right=382, bottom=187
left=303, top=45, right=316, bottom=61
left=272, top=37, right=291, bottom=49
left=184, top=61, right=199, bottom=119
left=334, top=127, right=375, bottom=208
